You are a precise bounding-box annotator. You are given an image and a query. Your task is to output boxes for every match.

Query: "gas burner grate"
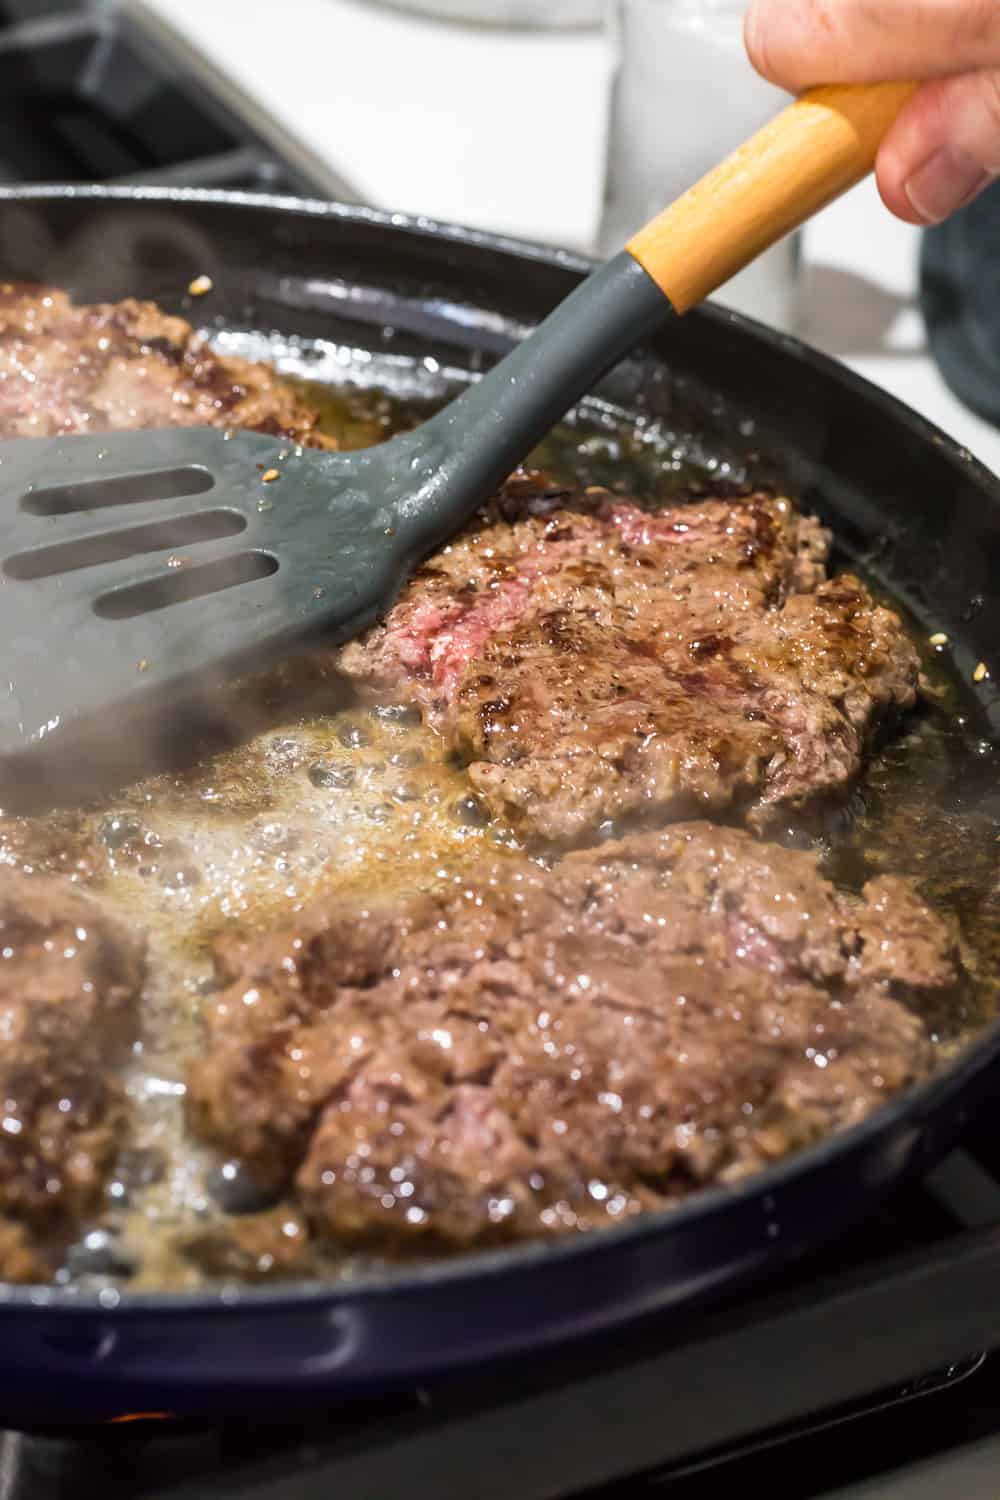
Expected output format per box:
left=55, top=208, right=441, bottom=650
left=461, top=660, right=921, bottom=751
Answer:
left=0, top=9, right=354, bottom=199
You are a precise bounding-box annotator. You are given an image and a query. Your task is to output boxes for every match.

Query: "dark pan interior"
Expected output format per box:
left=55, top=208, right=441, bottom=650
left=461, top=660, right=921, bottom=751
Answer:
left=0, top=188, right=996, bottom=1424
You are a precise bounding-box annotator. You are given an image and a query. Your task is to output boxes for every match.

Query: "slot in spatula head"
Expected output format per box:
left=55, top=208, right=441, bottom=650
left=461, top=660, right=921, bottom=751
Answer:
left=0, top=424, right=432, bottom=758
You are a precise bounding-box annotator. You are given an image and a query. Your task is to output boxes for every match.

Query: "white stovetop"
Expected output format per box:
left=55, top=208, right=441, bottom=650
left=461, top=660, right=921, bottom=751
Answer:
left=131, top=0, right=1000, bottom=480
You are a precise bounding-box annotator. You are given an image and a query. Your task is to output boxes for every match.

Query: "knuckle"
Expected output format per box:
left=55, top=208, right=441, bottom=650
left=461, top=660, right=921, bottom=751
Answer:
left=978, top=69, right=1000, bottom=140
left=801, top=0, right=844, bottom=45
left=950, top=0, right=1000, bottom=59
left=744, top=0, right=845, bottom=86
left=856, top=0, right=893, bottom=37
left=743, top=0, right=777, bottom=79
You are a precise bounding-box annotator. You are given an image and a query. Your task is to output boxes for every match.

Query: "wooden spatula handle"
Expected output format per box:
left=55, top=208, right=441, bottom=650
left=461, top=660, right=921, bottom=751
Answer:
left=627, top=81, right=918, bottom=315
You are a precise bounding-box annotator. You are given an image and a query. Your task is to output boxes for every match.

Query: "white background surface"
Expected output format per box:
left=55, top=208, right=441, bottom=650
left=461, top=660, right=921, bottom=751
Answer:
left=124, top=2, right=1000, bottom=1494
left=134, top=0, right=1000, bottom=480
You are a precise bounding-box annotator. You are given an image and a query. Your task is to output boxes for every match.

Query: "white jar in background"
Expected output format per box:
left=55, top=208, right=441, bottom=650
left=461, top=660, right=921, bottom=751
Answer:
left=364, top=1, right=605, bottom=26
left=598, top=0, right=800, bottom=331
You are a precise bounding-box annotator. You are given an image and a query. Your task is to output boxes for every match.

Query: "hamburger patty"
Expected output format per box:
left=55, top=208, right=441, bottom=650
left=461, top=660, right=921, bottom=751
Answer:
left=0, top=282, right=335, bottom=447
left=339, top=473, right=918, bottom=843
left=186, top=824, right=953, bottom=1252
left=0, top=873, right=145, bottom=1282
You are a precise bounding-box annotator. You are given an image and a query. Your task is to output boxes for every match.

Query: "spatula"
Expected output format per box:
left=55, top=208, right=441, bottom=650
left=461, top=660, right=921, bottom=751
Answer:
left=0, top=82, right=916, bottom=761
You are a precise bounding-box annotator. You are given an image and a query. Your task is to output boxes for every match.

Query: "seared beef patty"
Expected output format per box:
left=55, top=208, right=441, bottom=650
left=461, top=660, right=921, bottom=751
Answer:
left=0, top=284, right=335, bottom=447
left=186, top=825, right=953, bottom=1252
left=339, top=474, right=919, bottom=843
left=0, top=873, right=145, bottom=1281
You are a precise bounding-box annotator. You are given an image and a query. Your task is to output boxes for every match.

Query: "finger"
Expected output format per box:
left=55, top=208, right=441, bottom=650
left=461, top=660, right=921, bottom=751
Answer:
left=745, top=0, right=1000, bottom=92
left=875, top=70, right=1000, bottom=223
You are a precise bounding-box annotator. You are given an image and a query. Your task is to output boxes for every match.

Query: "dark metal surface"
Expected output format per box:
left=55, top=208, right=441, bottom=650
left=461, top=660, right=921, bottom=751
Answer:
left=0, top=9, right=350, bottom=198
left=921, top=179, right=1000, bottom=430
left=0, top=188, right=995, bottom=1422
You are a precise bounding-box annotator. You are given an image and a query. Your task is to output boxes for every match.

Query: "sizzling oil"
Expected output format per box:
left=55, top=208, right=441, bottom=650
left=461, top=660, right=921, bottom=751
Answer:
left=2, top=364, right=997, bottom=1292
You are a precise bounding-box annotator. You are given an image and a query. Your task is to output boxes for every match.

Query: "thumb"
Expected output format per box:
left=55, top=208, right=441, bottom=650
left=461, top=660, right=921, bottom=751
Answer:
left=877, top=71, right=1000, bottom=224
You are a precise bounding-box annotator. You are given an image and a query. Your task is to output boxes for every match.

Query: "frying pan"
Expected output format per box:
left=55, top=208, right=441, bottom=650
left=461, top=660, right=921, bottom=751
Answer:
left=0, top=186, right=996, bottom=1429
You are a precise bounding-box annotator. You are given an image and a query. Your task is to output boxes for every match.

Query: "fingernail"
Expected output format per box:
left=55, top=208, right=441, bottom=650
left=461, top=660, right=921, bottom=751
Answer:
left=904, top=146, right=993, bottom=225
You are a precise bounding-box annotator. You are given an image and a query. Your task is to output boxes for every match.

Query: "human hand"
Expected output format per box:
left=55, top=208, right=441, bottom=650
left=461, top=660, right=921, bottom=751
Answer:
left=745, top=0, right=1000, bottom=224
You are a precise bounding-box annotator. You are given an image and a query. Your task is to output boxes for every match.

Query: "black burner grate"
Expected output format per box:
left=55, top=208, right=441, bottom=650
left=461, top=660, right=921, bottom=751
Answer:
left=0, top=8, right=353, bottom=198
left=5, top=1126, right=1000, bottom=1499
